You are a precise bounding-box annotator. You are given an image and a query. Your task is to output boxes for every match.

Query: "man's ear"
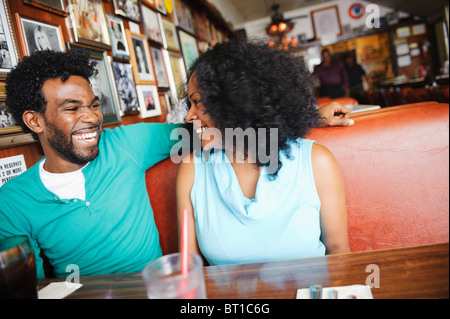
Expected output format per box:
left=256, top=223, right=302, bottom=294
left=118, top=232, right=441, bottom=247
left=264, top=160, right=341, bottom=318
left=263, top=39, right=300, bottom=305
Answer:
left=22, top=111, right=44, bottom=135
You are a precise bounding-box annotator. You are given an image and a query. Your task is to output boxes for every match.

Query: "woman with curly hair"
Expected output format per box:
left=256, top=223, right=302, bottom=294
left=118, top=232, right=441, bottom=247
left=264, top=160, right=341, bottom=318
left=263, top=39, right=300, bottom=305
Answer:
left=176, top=40, right=350, bottom=266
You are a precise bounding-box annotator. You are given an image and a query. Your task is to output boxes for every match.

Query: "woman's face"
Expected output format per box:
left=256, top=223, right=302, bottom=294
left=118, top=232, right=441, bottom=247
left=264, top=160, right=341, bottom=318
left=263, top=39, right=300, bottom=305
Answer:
left=185, top=74, right=219, bottom=149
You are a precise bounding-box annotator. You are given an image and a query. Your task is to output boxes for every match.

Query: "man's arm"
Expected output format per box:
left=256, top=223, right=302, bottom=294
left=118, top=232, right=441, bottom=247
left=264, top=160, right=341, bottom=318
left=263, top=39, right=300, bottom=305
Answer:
left=317, top=102, right=354, bottom=127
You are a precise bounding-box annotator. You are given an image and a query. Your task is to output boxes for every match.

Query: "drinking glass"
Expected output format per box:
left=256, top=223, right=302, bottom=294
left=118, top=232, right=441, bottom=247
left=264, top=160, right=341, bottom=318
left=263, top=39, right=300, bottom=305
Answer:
left=142, top=253, right=207, bottom=299
left=0, top=235, right=38, bottom=299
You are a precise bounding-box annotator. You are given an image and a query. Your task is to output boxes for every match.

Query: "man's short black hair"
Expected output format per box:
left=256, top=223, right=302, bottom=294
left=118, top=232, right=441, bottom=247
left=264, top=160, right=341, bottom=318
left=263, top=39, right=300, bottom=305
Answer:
left=5, top=50, right=98, bottom=139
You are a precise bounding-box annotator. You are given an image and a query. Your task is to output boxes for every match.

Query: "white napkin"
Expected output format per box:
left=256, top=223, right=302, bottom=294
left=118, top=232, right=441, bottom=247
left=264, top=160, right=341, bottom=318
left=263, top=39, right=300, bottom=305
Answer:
left=296, top=284, right=373, bottom=299
left=38, top=282, right=83, bottom=299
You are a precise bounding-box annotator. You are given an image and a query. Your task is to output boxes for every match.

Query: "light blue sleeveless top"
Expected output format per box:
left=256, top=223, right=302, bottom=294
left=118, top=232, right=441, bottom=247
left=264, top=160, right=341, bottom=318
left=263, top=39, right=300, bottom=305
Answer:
left=190, top=138, right=326, bottom=266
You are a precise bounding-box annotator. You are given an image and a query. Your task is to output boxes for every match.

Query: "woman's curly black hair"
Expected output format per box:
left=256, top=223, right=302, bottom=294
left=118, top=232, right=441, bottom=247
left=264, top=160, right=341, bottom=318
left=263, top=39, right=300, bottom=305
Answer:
left=185, top=39, right=321, bottom=179
left=5, top=50, right=98, bottom=140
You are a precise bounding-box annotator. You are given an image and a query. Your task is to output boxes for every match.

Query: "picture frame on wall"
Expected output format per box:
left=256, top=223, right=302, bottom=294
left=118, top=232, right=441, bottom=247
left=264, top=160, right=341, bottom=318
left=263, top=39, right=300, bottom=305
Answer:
left=111, top=61, right=140, bottom=115
left=136, top=85, right=162, bottom=118
left=141, top=5, right=163, bottom=44
left=155, top=0, right=167, bottom=15
left=65, top=42, right=122, bottom=126
left=178, top=29, right=199, bottom=70
left=167, top=51, right=187, bottom=100
left=23, top=0, right=68, bottom=17
left=112, top=0, right=141, bottom=23
left=106, top=14, right=130, bottom=59
left=15, top=15, right=65, bottom=56
left=126, top=30, right=156, bottom=85
left=160, top=17, right=179, bottom=51
left=150, top=46, right=170, bottom=88
left=0, top=0, right=20, bottom=78
left=310, top=5, right=342, bottom=41
left=67, top=0, right=111, bottom=50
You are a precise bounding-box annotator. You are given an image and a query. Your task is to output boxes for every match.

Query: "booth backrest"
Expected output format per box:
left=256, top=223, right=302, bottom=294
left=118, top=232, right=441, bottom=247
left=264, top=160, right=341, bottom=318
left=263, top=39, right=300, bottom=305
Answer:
left=145, top=102, right=449, bottom=255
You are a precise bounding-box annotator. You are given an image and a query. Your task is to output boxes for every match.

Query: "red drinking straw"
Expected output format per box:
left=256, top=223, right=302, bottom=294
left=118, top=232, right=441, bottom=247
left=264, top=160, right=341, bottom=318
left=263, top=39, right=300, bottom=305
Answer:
left=181, top=209, right=188, bottom=274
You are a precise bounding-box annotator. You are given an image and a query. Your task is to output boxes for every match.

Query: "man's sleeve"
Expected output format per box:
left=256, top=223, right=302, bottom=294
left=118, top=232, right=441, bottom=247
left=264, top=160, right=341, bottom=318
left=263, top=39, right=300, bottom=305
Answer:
left=111, top=123, right=186, bottom=171
left=0, top=192, right=45, bottom=280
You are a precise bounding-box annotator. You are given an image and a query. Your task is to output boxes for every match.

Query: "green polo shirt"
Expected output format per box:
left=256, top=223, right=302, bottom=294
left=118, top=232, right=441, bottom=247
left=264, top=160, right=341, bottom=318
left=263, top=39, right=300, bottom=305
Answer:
left=0, top=123, right=183, bottom=279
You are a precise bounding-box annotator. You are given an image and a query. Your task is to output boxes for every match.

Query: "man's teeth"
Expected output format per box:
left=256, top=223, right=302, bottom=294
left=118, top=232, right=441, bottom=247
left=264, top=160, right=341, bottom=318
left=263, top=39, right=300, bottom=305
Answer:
left=73, top=132, right=97, bottom=140
left=196, top=127, right=207, bottom=134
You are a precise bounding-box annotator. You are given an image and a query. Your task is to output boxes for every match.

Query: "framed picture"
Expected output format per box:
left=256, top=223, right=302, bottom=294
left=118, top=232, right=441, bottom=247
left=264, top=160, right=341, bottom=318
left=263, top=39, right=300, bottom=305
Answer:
left=66, top=42, right=122, bottom=126
left=173, top=0, right=195, bottom=34
left=106, top=14, right=130, bottom=59
left=167, top=51, right=186, bottom=100
left=126, top=30, right=156, bottom=85
left=155, top=0, right=167, bottom=15
left=67, top=0, right=111, bottom=49
left=23, top=0, right=68, bottom=17
left=142, top=5, right=163, bottom=44
left=310, top=5, right=342, bottom=41
left=150, top=46, right=169, bottom=88
left=178, top=29, right=199, bottom=70
left=112, top=0, right=141, bottom=23
left=136, top=85, right=161, bottom=118
left=0, top=0, right=20, bottom=79
left=158, top=92, right=169, bottom=121
left=111, top=61, right=139, bottom=115
left=142, top=0, right=156, bottom=9
left=160, top=18, right=179, bottom=51
left=15, top=15, right=65, bottom=56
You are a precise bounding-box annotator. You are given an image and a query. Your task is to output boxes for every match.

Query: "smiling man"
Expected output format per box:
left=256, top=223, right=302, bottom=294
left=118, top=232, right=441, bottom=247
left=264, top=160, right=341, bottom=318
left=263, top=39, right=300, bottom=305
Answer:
left=0, top=50, right=182, bottom=279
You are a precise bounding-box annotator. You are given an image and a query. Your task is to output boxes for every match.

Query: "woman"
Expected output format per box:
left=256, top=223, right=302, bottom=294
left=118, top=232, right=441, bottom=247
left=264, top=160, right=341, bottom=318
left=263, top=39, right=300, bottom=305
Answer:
left=176, top=40, right=350, bottom=266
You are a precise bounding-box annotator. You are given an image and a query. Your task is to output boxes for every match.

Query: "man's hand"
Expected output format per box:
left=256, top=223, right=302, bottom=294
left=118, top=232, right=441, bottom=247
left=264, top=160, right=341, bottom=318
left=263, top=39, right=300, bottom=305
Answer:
left=318, top=102, right=355, bottom=127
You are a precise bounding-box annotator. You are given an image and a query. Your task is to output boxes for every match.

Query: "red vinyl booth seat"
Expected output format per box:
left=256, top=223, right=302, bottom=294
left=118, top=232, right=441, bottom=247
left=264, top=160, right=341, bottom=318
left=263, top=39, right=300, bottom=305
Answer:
left=146, top=102, right=449, bottom=254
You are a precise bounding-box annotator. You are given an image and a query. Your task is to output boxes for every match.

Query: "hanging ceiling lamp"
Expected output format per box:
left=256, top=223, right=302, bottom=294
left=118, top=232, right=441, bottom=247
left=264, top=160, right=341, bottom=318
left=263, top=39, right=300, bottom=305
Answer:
left=266, top=4, right=294, bottom=37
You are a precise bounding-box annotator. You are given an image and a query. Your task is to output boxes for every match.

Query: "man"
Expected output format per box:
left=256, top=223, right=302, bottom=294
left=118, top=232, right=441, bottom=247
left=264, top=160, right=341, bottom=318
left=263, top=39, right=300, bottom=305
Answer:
left=0, top=50, right=352, bottom=280
left=0, top=50, right=182, bottom=279
left=313, top=49, right=350, bottom=99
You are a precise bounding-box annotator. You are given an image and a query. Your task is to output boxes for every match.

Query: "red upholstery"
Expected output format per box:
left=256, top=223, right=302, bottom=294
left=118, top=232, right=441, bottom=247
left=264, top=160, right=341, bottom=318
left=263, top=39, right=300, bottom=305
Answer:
left=307, top=102, right=449, bottom=251
left=145, top=102, right=449, bottom=254
left=145, top=159, right=179, bottom=255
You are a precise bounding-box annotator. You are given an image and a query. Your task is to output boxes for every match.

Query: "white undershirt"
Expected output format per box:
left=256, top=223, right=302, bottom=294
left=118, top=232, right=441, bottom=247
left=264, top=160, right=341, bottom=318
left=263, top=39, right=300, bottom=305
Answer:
left=39, top=160, right=87, bottom=200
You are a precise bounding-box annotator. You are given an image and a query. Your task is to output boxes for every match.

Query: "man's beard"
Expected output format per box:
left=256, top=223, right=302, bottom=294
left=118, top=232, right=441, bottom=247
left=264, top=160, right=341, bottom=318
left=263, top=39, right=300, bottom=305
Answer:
left=44, top=118, right=100, bottom=165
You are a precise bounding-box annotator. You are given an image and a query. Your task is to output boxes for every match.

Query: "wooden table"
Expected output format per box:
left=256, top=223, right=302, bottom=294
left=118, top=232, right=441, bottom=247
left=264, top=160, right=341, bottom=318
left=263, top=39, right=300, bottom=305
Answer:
left=38, top=243, right=449, bottom=299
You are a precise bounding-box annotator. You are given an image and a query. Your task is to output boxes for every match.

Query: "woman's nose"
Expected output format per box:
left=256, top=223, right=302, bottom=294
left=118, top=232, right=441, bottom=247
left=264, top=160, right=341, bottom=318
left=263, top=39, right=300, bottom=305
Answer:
left=185, top=107, right=198, bottom=123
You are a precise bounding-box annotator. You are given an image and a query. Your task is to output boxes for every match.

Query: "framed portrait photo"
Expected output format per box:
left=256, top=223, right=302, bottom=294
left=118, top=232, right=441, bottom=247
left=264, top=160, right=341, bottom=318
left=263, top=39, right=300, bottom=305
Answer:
left=15, top=15, right=65, bottom=56
left=111, top=61, right=140, bottom=115
left=310, top=5, right=343, bottom=41
left=67, top=0, right=111, bottom=49
left=178, top=29, right=199, bottom=70
left=112, top=0, right=141, bottom=23
left=0, top=0, right=20, bottom=78
left=136, top=85, right=162, bottom=118
left=66, top=42, right=122, bottom=126
left=142, top=5, right=163, bottom=44
left=150, top=46, right=169, bottom=88
left=126, top=30, right=156, bottom=85
left=160, top=18, right=179, bottom=51
left=106, top=14, right=130, bottom=59
left=23, top=0, right=68, bottom=17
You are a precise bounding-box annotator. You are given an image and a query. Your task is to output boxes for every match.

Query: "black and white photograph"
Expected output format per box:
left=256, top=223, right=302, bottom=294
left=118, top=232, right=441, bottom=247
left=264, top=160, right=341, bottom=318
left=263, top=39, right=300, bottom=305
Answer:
left=113, top=0, right=141, bottom=22
left=112, top=61, right=140, bottom=114
left=136, top=85, right=162, bottom=118
left=24, top=0, right=65, bottom=11
left=150, top=46, right=169, bottom=88
left=18, top=16, right=64, bottom=55
left=127, top=30, right=156, bottom=84
left=0, top=0, right=19, bottom=75
left=66, top=43, right=122, bottom=125
left=106, top=14, right=130, bottom=59
left=142, top=5, right=162, bottom=44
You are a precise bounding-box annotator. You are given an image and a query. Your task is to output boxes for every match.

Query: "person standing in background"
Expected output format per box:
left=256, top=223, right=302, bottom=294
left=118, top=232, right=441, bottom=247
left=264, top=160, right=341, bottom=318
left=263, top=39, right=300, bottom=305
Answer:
left=345, top=52, right=370, bottom=102
left=313, top=49, right=349, bottom=98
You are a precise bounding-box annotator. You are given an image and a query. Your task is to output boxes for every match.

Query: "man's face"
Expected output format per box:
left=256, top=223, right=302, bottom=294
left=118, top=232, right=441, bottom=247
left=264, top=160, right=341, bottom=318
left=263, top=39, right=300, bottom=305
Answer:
left=39, top=76, right=103, bottom=170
